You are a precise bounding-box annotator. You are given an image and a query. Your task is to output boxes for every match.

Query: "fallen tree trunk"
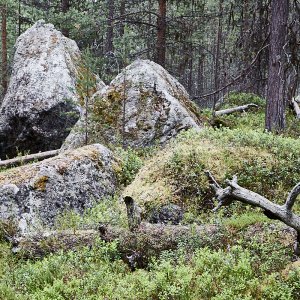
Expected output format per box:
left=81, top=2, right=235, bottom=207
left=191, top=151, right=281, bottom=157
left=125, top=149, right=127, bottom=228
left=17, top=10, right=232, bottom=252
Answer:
left=12, top=230, right=99, bottom=258
left=0, top=149, right=59, bottom=168
left=10, top=192, right=298, bottom=265
left=10, top=197, right=221, bottom=266
left=292, top=97, right=300, bottom=119
left=206, top=170, right=300, bottom=254
left=12, top=224, right=220, bottom=268
left=215, top=103, right=259, bottom=116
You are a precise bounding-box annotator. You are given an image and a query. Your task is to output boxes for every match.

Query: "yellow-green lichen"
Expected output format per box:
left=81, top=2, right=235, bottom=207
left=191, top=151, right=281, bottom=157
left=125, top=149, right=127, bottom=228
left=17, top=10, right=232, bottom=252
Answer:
left=33, top=176, right=49, bottom=192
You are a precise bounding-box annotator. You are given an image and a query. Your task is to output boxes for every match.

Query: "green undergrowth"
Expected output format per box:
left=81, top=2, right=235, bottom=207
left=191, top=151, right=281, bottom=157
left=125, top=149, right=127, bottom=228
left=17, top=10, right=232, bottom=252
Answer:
left=54, top=196, right=128, bottom=231
left=0, top=230, right=299, bottom=300
left=1, top=91, right=300, bottom=299
left=208, top=92, right=300, bottom=138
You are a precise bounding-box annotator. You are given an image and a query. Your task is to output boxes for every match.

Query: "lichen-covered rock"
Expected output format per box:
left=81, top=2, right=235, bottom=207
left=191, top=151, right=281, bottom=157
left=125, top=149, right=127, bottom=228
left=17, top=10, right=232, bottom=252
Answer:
left=0, top=20, right=81, bottom=159
left=148, top=204, right=183, bottom=225
left=0, top=144, right=118, bottom=233
left=62, top=59, right=202, bottom=150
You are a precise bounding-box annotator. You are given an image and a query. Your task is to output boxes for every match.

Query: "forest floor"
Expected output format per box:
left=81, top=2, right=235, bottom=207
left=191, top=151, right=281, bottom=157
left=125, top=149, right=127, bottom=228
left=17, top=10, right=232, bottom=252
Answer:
left=1, top=92, right=300, bottom=300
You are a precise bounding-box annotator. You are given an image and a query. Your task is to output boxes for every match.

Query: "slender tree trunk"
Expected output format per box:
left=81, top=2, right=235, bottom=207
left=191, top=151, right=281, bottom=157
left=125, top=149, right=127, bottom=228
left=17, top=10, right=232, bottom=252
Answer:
left=147, top=0, right=152, bottom=59
left=18, top=0, right=21, bottom=36
left=106, top=0, right=114, bottom=53
left=1, top=3, right=7, bottom=95
left=61, top=0, right=70, bottom=37
left=197, top=52, right=204, bottom=98
left=119, top=0, right=126, bottom=37
left=188, top=55, right=193, bottom=95
left=265, top=0, right=289, bottom=133
left=156, top=0, right=167, bottom=67
left=213, top=0, right=223, bottom=111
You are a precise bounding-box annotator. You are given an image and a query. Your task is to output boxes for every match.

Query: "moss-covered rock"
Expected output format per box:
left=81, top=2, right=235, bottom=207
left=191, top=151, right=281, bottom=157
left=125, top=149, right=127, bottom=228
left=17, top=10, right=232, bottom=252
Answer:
left=123, top=127, right=300, bottom=217
left=0, top=144, right=118, bottom=234
left=63, top=59, right=202, bottom=150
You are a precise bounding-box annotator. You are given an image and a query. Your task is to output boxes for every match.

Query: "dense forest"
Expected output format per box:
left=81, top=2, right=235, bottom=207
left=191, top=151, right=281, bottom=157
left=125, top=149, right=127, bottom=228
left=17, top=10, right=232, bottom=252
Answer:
left=0, top=0, right=300, bottom=129
left=0, top=0, right=300, bottom=299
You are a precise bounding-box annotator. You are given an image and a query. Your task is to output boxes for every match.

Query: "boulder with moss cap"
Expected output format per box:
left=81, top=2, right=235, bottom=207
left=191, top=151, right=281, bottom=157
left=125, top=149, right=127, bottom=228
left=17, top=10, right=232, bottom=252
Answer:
left=62, top=59, right=202, bottom=150
left=0, top=144, right=118, bottom=234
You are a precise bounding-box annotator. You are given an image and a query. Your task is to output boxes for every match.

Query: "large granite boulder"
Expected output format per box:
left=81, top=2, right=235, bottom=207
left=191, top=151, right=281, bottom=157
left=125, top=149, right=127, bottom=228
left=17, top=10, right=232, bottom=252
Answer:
left=62, top=59, right=202, bottom=150
left=0, top=144, right=118, bottom=233
left=0, top=20, right=81, bottom=159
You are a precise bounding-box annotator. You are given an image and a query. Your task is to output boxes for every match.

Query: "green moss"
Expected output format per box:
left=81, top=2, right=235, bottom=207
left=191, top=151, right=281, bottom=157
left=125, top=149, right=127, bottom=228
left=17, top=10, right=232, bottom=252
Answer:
left=223, top=211, right=270, bottom=230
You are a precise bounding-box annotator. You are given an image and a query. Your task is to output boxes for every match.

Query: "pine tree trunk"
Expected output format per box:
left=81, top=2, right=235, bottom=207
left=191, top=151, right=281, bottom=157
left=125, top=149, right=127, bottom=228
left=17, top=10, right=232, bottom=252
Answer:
left=106, top=0, right=114, bottom=53
left=1, top=3, right=7, bottom=95
left=156, top=0, right=167, bottom=67
left=213, top=0, right=223, bottom=109
left=197, top=52, right=204, bottom=98
left=61, top=0, right=70, bottom=37
left=119, top=0, right=126, bottom=37
left=265, top=0, right=289, bottom=132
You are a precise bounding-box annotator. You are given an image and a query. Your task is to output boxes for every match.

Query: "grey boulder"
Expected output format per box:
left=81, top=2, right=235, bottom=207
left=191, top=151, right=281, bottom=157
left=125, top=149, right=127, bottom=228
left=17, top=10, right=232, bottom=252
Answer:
left=148, top=204, right=183, bottom=225
left=62, top=59, right=202, bottom=150
left=0, top=144, right=118, bottom=233
left=0, top=20, right=81, bottom=159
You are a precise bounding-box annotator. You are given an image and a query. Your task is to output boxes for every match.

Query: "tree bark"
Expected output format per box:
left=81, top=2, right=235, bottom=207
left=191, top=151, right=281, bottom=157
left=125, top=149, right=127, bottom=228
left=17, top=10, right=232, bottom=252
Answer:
left=265, top=0, right=289, bottom=133
left=213, top=0, right=223, bottom=110
left=61, top=0, right=70, bottom=37
left=119, top=0, right=126, bottom=37
left=1, top=3, right=7, bottom=95
left=106, top=0, right=114, bottom=53
left=156, top=0, right=167, bottom=67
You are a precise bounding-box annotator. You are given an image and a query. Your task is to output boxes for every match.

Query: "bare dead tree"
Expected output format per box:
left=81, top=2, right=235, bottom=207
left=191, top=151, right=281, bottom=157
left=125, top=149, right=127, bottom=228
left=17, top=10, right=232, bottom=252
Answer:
left=206, top=171, right=300, bottom=254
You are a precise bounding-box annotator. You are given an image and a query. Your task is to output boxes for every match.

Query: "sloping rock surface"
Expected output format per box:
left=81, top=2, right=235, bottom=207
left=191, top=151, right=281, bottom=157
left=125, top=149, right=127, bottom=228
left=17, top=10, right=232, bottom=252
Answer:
left=0, top=20, right=81, bottom=159
left=63, top=59, right=201, bottom=150
left=0, top=144, right=118, bottom=233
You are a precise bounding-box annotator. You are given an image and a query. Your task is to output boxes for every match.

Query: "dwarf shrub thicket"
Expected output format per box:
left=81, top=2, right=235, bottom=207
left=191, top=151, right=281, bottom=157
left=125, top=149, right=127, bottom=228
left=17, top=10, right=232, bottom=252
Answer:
left=0, top=240, right=299, bottom=300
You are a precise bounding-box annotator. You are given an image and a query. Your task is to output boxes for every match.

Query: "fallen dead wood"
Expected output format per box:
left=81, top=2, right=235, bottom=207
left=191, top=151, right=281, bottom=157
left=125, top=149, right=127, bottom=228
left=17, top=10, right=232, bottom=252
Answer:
left=12, top=230, right=99, bottom=258
left=12, top=223, right=220, bottom=268
left=11, top=197, right=221, bottom=267
left=0, top=149, right=59, bottom=169
left=215, top=103, right=259, bottom=116
left=10, top=192, right=298, bottom=265
left=206, top=170, right=300, bottom=254
left=292, top=97, right=300, bottom=119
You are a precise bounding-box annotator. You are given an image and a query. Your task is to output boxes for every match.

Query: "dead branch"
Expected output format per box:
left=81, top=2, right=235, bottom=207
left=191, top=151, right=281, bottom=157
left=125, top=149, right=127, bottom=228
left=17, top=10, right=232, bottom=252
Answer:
left=0, top=149, right=59, bottom=169
left=195, top=41, right=269, bottom=99
left=215, top=103, right=259, bottom=116
left=206, top=171, right=300, bottom=253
